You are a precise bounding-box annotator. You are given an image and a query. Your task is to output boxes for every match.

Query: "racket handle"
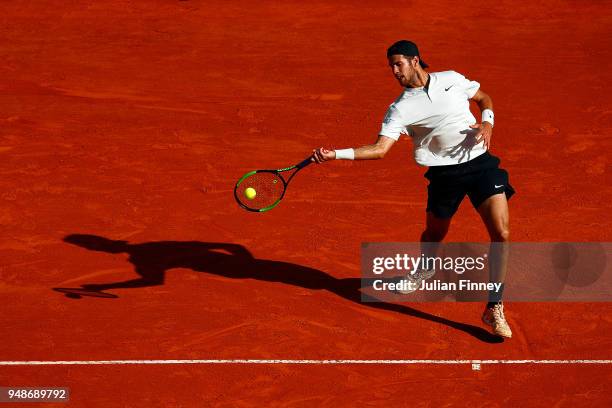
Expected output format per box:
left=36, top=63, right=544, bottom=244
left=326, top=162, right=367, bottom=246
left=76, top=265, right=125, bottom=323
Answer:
left=296, top=157, right=313, bottom=169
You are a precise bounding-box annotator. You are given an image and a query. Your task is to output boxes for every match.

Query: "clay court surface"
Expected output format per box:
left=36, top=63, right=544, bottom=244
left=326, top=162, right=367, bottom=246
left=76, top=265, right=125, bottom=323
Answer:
left=1, top=0, right=611, bottom=406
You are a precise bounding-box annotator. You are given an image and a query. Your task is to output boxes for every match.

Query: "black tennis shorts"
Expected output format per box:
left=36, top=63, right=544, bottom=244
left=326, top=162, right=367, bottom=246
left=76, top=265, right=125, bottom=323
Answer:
left=424, top=152, right=515, bottom=219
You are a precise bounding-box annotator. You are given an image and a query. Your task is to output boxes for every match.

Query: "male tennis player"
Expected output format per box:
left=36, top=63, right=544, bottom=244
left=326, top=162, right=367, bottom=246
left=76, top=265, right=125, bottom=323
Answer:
left=312, top=40, right=514, bottom=338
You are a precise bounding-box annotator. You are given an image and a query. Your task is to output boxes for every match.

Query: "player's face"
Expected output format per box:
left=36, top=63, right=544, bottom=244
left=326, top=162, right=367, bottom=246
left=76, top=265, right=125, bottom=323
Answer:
left=388, top=55, right=417, bottom=87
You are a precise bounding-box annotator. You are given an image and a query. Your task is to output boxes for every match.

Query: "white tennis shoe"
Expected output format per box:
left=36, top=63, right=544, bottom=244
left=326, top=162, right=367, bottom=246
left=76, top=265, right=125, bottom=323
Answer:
left=482, top=302, right=512, bottom=338
left=397, top=268, right=436, bottom=294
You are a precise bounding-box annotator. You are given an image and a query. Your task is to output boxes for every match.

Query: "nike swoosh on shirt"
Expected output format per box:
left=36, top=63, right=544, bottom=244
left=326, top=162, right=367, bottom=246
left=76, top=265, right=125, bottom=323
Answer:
left=444, top=85, right=454, bottom=91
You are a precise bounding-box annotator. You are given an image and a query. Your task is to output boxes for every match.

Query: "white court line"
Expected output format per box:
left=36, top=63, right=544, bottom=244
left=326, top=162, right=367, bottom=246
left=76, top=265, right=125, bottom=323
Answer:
left=1, top=359, right=611, bottom=366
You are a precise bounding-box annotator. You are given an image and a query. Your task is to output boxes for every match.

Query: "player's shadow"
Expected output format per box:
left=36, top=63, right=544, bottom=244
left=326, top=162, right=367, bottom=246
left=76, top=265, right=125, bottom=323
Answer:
left=451, top=129, right=480, bottom=162
left=55, top=234, right=503, bottom=343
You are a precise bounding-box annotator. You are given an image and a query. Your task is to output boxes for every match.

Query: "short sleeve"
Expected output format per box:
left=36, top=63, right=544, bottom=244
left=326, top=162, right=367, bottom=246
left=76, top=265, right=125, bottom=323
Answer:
left=453, top=71, right=480, bottom=98
left=379, top=105, right=405, bottom=140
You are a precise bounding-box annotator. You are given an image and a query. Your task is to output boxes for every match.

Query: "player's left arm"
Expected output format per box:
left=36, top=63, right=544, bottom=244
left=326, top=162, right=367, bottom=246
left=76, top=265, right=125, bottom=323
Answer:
left=469, top=89, right=494, bottom=149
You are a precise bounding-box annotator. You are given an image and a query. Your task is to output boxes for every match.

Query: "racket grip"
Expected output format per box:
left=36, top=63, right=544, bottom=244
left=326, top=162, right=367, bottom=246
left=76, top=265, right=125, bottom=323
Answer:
left=296, top=157, right=313, bottom=169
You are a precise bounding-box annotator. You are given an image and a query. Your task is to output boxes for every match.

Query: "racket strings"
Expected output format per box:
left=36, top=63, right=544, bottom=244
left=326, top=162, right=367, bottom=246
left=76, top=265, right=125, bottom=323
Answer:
left=237, top=172, right=285, bottom=210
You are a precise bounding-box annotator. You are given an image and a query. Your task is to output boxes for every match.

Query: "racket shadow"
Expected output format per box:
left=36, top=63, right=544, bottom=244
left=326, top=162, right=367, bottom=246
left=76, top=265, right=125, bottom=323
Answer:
left=53, top=287, right=118, bottom=299
left=57, top=234, right=503, bottom=343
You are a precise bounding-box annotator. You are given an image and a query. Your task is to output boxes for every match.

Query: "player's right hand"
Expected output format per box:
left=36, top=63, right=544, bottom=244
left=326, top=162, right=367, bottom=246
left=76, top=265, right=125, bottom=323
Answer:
left=311, top=147, right=336, bottom=163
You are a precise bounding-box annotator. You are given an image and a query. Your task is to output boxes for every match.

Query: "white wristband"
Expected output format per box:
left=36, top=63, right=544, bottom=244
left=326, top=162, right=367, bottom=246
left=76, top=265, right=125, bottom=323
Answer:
left=482, top=109, right=494, bottom=127
left=335, top=148, right=355, bottom=160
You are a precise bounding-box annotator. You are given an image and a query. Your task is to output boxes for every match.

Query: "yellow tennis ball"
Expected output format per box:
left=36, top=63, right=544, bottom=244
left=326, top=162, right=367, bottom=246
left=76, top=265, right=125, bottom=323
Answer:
left=244, top=187, right=256, bottom=200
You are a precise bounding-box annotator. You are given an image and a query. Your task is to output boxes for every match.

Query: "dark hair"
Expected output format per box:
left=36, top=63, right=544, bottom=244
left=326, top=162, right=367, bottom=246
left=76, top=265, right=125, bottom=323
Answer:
left=386, top=40, right=429, bottom=69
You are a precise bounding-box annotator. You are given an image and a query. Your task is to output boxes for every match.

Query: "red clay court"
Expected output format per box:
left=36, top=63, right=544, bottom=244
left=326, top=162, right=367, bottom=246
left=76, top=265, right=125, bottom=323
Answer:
left=1, top=1, right=611, bottom=406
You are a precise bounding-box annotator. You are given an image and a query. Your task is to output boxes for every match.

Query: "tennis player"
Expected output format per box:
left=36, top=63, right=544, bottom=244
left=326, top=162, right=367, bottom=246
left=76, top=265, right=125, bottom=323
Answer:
left=312, top=40, right=514, bottom=338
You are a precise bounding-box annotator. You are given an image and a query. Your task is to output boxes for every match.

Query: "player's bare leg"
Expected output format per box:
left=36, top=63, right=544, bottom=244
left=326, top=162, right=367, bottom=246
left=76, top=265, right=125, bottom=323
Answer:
left=477, top=193, right=512, bottom=338
left=420, top=211, right=451, bottom=274
left=399, top=212, right=450, bottom=294
left=422, top=211, right=452, bottom=242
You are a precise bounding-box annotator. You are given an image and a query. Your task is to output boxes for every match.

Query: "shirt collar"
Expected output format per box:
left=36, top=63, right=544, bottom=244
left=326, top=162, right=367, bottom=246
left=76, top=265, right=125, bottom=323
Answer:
left=404, top=73, right=432, bottom=94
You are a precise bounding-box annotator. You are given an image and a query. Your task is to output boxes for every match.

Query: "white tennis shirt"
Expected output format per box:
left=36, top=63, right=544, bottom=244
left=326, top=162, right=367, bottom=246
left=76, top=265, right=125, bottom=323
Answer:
left=379, top=71, right=487, bottom=166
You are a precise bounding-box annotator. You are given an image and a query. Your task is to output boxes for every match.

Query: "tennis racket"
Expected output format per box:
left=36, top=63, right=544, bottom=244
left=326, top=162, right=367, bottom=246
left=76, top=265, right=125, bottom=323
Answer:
left=234, top=156, right=312, bottom=212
